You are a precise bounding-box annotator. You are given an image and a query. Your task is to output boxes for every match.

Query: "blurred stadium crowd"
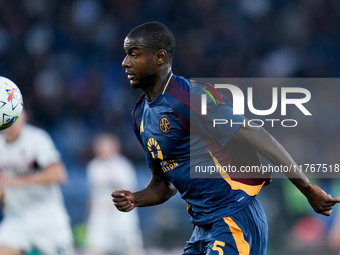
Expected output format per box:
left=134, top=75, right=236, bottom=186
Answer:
left=1, top=0, right=340, bottom=254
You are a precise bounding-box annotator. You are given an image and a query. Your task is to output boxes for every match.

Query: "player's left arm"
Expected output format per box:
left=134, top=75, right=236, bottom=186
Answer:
left=232, top=122, right=340, bottom=216
left=112, top=164, right=177, bottom=212
left=0, top=162, right=67, bottom=186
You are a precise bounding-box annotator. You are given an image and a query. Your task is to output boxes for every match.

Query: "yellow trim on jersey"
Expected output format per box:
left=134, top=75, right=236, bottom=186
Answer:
left=187, top=203, right=192, bottom=212
left=140, top=120, right=144, bottom=132
left=223, top=216, right=250, bottom=255
left=209, top=151, right=265, bottom=196
left=162, top=73, right=173, bottom=95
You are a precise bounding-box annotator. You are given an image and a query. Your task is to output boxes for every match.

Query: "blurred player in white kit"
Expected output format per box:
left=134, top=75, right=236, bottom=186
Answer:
left=0, top=110, right=74, bottom=255
left=85, top=133, right=144, bottom=255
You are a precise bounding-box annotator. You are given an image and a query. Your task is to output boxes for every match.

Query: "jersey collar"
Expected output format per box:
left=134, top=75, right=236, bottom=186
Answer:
left=147, top=72, right=173, bottom=107
left=161, top=72, right=173, bottom=95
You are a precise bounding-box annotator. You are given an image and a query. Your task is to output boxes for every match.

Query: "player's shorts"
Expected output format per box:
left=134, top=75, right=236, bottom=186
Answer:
left=183, top=198, right=268, bottom=255
left=0, top=215, right=74, bottom=255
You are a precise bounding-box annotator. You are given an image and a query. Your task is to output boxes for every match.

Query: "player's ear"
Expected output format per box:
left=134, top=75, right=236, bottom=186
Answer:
left=156, top=50, right=167, bottom=65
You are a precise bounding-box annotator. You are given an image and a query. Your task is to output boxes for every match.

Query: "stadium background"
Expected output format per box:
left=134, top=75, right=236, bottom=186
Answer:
left=1, top=0, right=340, bottom=254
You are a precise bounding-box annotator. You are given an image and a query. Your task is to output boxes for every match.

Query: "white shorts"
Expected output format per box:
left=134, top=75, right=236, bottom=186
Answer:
left=0, top=216, right=74, bottom=255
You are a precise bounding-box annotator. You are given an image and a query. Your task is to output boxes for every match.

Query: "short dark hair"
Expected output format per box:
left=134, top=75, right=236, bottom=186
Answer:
left=127, top=21, right=175, bottom=62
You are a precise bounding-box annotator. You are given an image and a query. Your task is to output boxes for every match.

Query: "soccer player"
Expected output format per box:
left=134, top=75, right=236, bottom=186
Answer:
left=112, top=21, right=340, bottom=255
left=0, top=110, right=74, bottom=255
left=85, top=132, right=144, bottom=255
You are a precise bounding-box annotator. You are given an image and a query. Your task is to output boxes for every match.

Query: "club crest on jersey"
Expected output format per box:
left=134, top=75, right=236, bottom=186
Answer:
left=159, top=116, right=170, bottom=133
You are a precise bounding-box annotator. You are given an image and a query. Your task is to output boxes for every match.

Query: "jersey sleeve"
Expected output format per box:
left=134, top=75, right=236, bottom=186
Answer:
left=143, top=145, right=161, bottom=168
left=130, top=93, right=160, bottom=168
left=190, top=81, right=245, bottom=147
left=130, top=94, right=145, bottom=146
left=34, top=129, right=61, bottom=168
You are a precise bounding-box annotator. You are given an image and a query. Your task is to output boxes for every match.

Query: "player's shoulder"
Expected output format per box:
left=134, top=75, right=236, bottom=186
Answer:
left=86, top=158, right=101, bottom=171
left=190, top=80, right=232, bottom=108
left=171, top=74, right=190, bottom=89
left=0, top=125, right=46, bottom=145
left=162, top=73, right=191, bottom=105
left=165, top=75, right=223, bottom=105
left=190, top=80, right=216, bottom=96
left=88, top=155, right=134, bottom=170
left=22, top=124, right=55, bottom=144
left=164, top=74, right=190, bottom=97
left=22, top=124, right=48, bottom=137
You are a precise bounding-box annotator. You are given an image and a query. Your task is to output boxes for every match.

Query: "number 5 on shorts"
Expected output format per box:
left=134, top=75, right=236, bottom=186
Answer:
left=212, top=240, right=225, bottom=255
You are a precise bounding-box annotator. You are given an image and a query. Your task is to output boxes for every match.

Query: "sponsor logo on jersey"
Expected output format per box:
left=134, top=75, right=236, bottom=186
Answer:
left=147, top=138, right=163, bottom=160
left=161, top=159, right=179, bottom=173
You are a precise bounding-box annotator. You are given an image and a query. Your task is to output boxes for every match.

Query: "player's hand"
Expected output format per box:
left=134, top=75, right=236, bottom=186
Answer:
left=111, top=189, right=136, bottom=212
left=303, top=183, right=340, bottom=216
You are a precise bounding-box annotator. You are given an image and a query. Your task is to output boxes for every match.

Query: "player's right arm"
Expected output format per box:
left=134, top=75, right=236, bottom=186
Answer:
left=112, top=164, right=176, bottom=212
left=233, top=123, right=340, bottom=216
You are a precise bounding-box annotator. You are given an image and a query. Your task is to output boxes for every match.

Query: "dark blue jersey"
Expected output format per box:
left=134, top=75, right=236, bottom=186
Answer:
left=131, top=72, right=271, bottom=225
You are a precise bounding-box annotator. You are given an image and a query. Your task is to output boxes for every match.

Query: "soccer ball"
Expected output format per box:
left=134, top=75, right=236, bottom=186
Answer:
left=0, top=76, right=24, bottom=130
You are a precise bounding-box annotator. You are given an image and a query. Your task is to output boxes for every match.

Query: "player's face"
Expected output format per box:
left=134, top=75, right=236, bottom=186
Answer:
left=94, top=137, right=118, bottom=160
left=122, top=37, right=158, bottom=89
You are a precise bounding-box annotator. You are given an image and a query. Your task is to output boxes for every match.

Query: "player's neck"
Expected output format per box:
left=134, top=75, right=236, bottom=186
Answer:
left=5, top=132, right=20, bottom=143
left=144, top=68, right=171, bottom=102
left=3, top=124, right=23, bottom=142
